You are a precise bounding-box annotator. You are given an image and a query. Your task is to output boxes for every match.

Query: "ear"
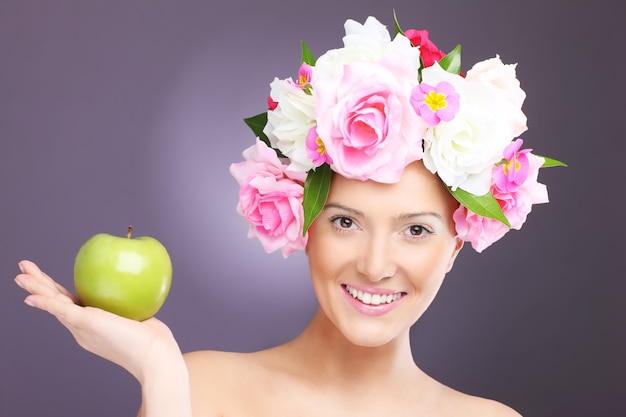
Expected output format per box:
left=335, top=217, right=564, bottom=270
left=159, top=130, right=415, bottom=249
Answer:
left=446, top=237, right=464, bottom=273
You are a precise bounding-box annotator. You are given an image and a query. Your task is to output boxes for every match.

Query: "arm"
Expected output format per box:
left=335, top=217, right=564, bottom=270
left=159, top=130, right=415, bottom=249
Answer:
left=15, top=260, right=193, bottom=417
left=137, top=349, right=192, bottom=417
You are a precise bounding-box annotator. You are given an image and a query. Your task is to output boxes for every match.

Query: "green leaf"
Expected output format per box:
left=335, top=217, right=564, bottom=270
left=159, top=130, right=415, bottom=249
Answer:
left=302, top=164, right=333, bottom=235
left=243, top=113, right=270, bottom=147
left=438, top=44, right=462, bottom=75
left=301, top=41, right=316, bottom=66
left=393, top=9, right=404, bottom=37
left=450, top=187, right=511, bottom=227
left=537, top=155, right=568, bottom=168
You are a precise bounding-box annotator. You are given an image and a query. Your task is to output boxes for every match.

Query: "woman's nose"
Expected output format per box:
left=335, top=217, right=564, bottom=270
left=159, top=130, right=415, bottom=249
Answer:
left=356, top=234, right=397, bottom=282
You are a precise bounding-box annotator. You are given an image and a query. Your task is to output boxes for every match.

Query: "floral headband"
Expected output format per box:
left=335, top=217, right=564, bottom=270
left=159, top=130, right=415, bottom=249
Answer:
left=230, top=14, right=565, bottom=257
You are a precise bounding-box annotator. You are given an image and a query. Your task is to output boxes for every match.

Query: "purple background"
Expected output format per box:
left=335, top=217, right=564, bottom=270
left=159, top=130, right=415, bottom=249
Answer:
left=1, top=1, right=624, bottom=416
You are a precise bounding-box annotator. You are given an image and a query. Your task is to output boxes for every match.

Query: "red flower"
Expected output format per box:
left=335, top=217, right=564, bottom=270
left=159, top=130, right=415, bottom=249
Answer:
left=404, top=29, right=445, bottom=68
left=267, top=96, right=278, bottom=110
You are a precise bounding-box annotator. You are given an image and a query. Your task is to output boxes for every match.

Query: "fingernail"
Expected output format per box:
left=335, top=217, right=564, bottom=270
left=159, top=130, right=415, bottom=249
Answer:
left=24, top=297, right=36, bottom=307
left=18, top=262, right=25, bottom=273
left=14, top=277, right=25, bottom=289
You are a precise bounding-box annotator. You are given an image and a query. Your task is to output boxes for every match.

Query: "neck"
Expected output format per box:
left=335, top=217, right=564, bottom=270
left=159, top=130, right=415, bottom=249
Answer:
left=285, top=307, right=421, bottom=388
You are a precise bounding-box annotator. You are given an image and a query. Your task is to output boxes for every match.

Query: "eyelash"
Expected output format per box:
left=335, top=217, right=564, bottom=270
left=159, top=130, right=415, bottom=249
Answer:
left=328, top=215, right=434, bottom=240
left=403, top=225, right=434, bottom=239
left=329, top=215, right=358, bottom=233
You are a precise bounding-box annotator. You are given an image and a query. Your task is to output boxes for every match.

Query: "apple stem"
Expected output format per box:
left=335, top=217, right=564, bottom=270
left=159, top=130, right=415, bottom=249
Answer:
left=127, top=225, right=133, bottom=239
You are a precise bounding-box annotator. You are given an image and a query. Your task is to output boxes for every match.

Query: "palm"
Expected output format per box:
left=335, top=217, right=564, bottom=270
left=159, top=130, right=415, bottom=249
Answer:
left=15, top=260, right=181, bottom=382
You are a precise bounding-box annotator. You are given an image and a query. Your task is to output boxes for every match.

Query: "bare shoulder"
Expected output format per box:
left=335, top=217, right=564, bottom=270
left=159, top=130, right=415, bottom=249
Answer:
left=184, top=349, right=244, bottom=373
left=182, top=349, right=280, bottom=416
left=183, top=349, right=259, bottom=391
left=465, top=396, right=522, bottom=417
left=183, top=350, right=252, bottom=416
left=440, top=386, right=522, bottom=417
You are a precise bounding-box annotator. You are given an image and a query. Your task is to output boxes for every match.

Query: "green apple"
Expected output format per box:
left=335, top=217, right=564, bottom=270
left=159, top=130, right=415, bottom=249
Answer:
left=74, top=226, right=172, bottom=321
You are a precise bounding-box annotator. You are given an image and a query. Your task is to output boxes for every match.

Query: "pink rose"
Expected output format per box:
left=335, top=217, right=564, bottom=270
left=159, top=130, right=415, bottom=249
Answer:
left=404, top=29, right=445, bottom=68
left=314, top=60, right=427, bottom=183
left=491, top=188, right=532, bottom=232
left=453, top=152, right=548, bottom=252
left=453, top=207, right=510, bottom=253
left=229, top=140, right=308, bottom=257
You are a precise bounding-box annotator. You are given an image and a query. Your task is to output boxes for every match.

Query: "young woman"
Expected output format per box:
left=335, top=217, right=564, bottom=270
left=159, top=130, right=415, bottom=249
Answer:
left=14, top=14, right=562, bottom=417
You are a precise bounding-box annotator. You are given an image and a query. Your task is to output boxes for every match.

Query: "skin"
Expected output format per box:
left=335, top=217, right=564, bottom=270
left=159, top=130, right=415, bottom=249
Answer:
left=14, top=161, right=522, bottom=417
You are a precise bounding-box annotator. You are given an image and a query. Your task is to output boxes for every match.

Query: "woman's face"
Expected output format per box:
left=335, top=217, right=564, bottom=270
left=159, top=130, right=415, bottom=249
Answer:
left=306, top=161, right=463, bottom=347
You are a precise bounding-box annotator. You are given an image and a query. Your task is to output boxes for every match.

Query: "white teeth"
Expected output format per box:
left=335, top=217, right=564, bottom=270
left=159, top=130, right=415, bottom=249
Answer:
left=345, top=285, right=401, bottom=305
left=362, top=292, right=372, bottom=304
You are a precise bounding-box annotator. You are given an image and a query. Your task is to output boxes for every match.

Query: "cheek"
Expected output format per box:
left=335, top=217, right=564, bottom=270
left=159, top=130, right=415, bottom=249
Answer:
left=306, top=239, right=342, bottom=315
left=306, top=228, right=336, bottom=283
left=306, top=227, right=358, bottom=295
left=402, top=242, right=454, bottom=291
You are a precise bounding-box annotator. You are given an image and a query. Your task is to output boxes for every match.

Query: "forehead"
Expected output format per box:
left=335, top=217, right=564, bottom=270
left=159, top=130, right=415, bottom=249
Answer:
left=327, top=161, right=458, bottom=216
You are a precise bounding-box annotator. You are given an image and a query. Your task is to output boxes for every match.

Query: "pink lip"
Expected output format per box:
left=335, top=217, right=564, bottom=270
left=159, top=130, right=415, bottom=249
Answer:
left=341, top=284, right=405, bottom=317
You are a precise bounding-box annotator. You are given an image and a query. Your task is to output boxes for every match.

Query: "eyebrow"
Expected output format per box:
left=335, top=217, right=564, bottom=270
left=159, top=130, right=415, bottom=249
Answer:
left=324, top=203, right=364, bottom=216
left=324, top=202, right=444, bottom=222
left=398, top=211, right=444, bottom=223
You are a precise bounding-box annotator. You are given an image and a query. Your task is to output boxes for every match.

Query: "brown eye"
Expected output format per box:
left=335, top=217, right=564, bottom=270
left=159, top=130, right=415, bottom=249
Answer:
left=406, top=225, right=429, bottom=236
left=339, top=217, right=353, bottom=228
left=331, top=216, right=355, bottom=229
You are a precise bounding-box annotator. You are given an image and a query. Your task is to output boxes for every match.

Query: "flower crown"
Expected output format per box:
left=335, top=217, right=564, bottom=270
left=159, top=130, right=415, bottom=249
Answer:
left=230, top=14, right=565, bottom=257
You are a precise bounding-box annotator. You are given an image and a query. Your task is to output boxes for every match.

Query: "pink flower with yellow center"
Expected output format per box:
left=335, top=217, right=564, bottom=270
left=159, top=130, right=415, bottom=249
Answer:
left=289, top=63, right=313, bottom=92
left=298, top=63, right=312, bottom=86
left=410, top=81, right=460, bottom=126
left=305, top=126, right=333, bottom=167
left=493, top=138, right=530, bottom=193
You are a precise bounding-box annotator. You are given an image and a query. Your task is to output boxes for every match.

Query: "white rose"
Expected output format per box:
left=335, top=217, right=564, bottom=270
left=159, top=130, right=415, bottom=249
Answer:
left=421, top=63, right=517, bottom=195
left=313, top=16, right=420, bottom=83
left=263, top=77, right=316, bottom=172
left=465, top=55, right=527, bottom=137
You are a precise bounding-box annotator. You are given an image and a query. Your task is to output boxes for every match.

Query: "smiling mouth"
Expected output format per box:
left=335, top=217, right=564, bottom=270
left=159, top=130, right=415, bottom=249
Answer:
left=343, top=284, right=405, bottom=306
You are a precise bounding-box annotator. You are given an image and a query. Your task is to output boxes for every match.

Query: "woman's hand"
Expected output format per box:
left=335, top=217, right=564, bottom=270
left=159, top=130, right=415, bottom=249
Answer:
left=14, top=260, right=182, bottom=384
left=15, top=260, right=193, bottom=416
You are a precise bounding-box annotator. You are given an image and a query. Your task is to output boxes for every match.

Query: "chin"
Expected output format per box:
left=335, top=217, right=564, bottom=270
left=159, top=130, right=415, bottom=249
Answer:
left=349, top=337, right=397, bottom=348
left=338, top=320, right=408, bottom=348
